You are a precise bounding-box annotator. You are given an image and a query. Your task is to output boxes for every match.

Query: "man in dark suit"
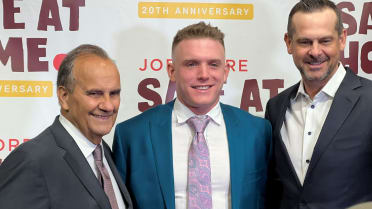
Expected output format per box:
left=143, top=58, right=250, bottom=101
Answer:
left=113, top=22, right=272, bottom=209
left=265, top=0, right=372, bottom=208
left=0, top=44, right=132, bottom=209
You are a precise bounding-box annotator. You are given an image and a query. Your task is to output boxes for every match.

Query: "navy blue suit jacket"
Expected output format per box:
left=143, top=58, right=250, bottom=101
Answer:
left=265, top=68, right=372, bottom=209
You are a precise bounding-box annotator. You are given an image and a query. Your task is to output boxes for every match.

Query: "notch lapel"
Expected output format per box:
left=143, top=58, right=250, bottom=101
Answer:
left=221, top=104, right=240, bottom=209
left=51, top=117, right=111, bottom=209
left=305, top=71, right=361, bottom=180
left=149, top=102, right=175, bottom=209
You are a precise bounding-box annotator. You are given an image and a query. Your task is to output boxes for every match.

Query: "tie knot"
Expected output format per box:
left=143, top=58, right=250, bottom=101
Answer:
left=93, top=144, right=103, bottom=162
left=187, top=115, right=211, bottom=134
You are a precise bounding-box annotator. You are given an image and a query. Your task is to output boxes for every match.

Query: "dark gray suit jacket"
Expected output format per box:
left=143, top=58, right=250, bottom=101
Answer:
left=265, top=68, right=372, bottom=209
left=0, top=116, right=132, bottom=209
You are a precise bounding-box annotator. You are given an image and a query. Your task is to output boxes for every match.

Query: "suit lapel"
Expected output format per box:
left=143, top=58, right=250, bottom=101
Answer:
left=220, top=104, right=240, bottom=209
left=305, top=70, right=361, bottom=180
left=103, top=142, right=133, bottom=209
left=150, top=101, right=175, bottom=209
left=275, top=84, right=303, bottom=188
left=51, top=117, right=111, bottom=209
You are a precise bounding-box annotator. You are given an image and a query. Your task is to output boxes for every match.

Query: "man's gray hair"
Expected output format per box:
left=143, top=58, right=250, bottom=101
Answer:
left=57, top=44, right=110, bottom=92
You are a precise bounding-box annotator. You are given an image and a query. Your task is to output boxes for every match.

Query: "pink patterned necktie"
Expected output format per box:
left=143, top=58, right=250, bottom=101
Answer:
left=93, top=144, right=119, bottom=209
left=186, top=115, right=212, bottom=209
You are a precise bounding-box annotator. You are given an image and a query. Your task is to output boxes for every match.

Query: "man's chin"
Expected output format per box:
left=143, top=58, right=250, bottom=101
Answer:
left=300, top=66, right=328, bottom=81
left=303, top=72, right=329, bottom=82
left=92, top=124, right=114, bottom=134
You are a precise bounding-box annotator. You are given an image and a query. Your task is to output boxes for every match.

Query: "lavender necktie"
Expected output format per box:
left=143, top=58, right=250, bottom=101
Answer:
left=93, top=144, right=119, bottom=209
left=187, top=115, right=212, bottom=209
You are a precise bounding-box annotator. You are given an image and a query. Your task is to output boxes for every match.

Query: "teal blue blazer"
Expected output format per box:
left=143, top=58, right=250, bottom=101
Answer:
left=113, top=101, right=272, bottom=209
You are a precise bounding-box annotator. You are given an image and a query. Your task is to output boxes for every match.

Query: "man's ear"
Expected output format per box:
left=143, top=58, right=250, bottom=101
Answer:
left=57, top=86, right=70, bottom=111
left=284, top=33, right=293, bottom=54
left=338, top=29, right=347, bottom=51
left=167, top=61, right=176, bottom=82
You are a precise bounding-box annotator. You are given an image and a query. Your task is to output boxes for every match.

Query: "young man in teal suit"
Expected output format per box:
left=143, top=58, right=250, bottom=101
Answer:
left=113, top=22, right=272, bottom=209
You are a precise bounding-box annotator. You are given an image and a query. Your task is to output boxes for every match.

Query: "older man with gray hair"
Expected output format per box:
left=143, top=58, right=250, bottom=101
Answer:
left=0, top=44, right=132, bottom=209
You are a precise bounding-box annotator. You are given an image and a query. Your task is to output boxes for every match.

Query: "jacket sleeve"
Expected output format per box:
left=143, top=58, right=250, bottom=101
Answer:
left=264, top=99, right=283, bottom=209
left=0, top=147, right=50, bottom=209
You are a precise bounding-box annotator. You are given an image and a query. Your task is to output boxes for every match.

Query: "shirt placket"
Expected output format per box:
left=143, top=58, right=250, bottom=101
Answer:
left=302, top=97, right=314, bottom=182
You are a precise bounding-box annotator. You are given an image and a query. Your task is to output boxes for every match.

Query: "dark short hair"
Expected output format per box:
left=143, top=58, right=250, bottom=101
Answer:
left=57, top=44, right=110, bottom=92
left=287, top=0, right=343, bottom=39
left=172, top=21, right=225, bottom=53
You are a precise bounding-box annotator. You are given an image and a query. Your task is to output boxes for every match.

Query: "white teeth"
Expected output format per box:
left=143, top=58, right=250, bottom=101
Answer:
left=92, top=114, right=110, bottom=118
left=195, top=86, right=209, bottom=90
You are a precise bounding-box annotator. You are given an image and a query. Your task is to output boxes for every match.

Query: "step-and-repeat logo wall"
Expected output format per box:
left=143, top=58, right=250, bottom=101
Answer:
left=1, top=0, right=371, bottom=163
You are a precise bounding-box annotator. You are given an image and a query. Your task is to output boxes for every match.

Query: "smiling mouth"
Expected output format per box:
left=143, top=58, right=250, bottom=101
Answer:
left=192, top=85, right=212, bottom=90
left=305, top=57, right=328, bottom=66
left=90, top=113, right=112, bottom=119
left=308, top=61, right=324, bottom=65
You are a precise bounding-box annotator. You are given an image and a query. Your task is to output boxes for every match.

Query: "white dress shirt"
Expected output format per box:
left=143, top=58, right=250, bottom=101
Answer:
left=172, top=99, right=231, bottom=209
left=281, top=64, right=346, bottom=185
left=59, top=115, right=126, bottom=209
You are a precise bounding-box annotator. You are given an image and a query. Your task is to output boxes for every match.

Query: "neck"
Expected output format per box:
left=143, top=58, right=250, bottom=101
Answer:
left=302, top=80, right=326, bottom=99
left=177, top=98, right=218, bottom=115
left=89, top=138, right=102, bottom=145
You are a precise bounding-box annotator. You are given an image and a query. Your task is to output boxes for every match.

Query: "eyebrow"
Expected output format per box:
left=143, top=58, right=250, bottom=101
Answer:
left=85, top=88, right=121, bottom=93
left=110, top=89, right=121, bottom=94
left=182, top=58, right=223, bottom=63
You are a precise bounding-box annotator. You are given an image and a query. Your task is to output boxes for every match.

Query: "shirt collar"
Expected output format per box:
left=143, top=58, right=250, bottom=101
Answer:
left=321, top=64, right=346, bottom=97
left=173, top=98, right=223, bottom=126
left=59, top=114, right=101, bottom=158
left=294, top=63, right=346, bottom=100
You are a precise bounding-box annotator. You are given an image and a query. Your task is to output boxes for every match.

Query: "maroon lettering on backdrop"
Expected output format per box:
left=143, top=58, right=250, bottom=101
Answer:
left=38, top=0, right=63, bottom=31
left=359, top=2, right=372, bottom=73
left=1, top=0, right=85, bottom=72
left=361, top=42, right=372, bottom=73
left=0, top=38, right=50, bottom=72
left=341, top=42, right=359, bottom=73
left=62, top=0, right=85, bottom=31
left=3, top=0, right=25, bottom=29
left=27, top=38, right=48, bottom=72
left=240, top=79, right=263, bottom=112
left=359, top=2, right=372, bottom=34
left=338, top=2, right=371, bottom=74
left=0, top=37, right=24, bottom=72
left=138, top=78, right=162, bottom=112
left=263, top=79, right=284, bottom=98
left=239, top=79, right=285, bottom=112
left=339, top=2, right=357, bottom=35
